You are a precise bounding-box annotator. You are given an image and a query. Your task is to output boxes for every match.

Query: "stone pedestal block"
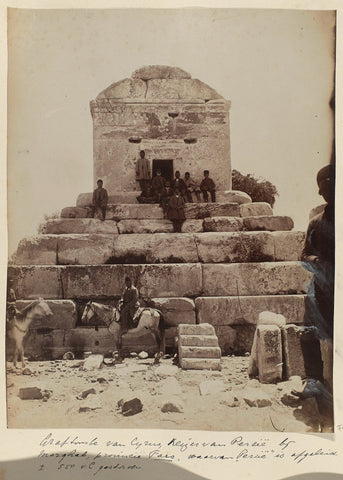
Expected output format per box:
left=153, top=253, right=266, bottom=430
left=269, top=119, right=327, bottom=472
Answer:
left=58, top=234, right=115, bottom=265
left=281, top=324, right=307, bottom=379
left=242, top=216, right=294, bottom=231
left=239, top=203, right=273, bottom=217
left=202, top=262, right=312, bottom=296
left=178, top=323, right=216, bottom=336
left=8, top=266, right=62, bottom=300
left=215, top=190, right=252, bottom=204
left=179, top=335, right=219, bottom=347
left=272, top=231, right=305, bottom=261
left=179, top=358, right=221, bottom=370
left=184, top=203, right=240, bottom=219
left=195, top=295, right=306, bottom=326
left=107, top=204, right=164, bottom=220
left=117, top=219, right=204, bottom=234
left=256, top=325, right=283, bottom=383
left=77, top=192, right=139, bottom=206
left=61, top=206, right=92, bottom=218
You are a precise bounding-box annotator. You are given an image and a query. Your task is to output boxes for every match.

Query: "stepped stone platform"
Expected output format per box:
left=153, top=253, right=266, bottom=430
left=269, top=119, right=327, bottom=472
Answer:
left=9, top=195, right=312, bottom=359
left=178, top=323, right=222, bottom=370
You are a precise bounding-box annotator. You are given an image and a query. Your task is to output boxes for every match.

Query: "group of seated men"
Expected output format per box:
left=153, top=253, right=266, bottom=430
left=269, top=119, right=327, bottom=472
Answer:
left=137, top=169, right=216, bottom=206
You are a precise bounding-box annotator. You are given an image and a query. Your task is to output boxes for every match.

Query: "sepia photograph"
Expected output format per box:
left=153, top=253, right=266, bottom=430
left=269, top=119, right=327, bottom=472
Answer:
left=5, top=7, right=336, bottom=433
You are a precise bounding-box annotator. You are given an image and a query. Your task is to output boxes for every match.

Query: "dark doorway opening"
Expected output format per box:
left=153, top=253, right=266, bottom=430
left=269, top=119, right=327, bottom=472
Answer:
left=152, top=159, right=173, bottom=182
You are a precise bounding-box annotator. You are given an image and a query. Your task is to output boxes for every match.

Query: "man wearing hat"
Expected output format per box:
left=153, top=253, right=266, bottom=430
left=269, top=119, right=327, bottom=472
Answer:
left=92, top=179, right=108, bottom=221
left=301, top=164, right=335, bottom=392
left=118, top=277, right=140, bottom=333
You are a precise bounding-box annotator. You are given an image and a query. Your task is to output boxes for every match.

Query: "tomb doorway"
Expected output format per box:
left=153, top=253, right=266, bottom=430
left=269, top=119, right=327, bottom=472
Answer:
left=152, top=159, right=174, bottom=182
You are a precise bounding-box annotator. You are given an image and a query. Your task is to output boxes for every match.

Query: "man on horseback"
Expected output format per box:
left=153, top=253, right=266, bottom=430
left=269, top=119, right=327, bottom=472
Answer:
left=118, top=277, right=140, bottom=333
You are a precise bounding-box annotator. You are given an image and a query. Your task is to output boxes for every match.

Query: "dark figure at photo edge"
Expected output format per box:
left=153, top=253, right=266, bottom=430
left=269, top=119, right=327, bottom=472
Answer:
left=301, top=164, right=335, bottom=393
left=92, top=179, right=108, bottom=221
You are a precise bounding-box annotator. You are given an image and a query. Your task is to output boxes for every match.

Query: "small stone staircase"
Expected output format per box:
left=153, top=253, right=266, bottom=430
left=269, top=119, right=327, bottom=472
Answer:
left=178, top=323, right=222, bottom=370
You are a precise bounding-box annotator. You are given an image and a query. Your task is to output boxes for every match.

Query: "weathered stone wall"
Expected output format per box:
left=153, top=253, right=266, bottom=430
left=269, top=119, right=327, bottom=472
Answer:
left=90, top=66, right=231, bottom=193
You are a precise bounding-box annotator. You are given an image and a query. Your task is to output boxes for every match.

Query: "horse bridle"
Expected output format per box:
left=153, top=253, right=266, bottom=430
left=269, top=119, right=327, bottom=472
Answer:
left=86, top=301, right=118, bottom=328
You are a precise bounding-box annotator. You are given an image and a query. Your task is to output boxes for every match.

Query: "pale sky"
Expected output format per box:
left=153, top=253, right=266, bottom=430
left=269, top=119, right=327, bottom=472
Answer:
left=7, top=8, right=335, bottom=256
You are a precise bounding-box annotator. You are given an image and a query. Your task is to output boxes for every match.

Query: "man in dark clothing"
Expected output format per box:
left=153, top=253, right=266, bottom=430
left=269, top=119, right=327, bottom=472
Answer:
left=171, top=171, right=187, bottom=201
left=92, top=179, right=108, bottom=221
left=301, top=164, right=335, bottom=392
left=167, top=187, right=186, bottom=232
left=151, top=169, right=166, bottom=203
left=118, top=277, right=140, bottom=332
left=136, top=150, right=151, bottom=196
left=160, top=181, right=173, bottom=218
left=200, top=170, right=216, bottom=202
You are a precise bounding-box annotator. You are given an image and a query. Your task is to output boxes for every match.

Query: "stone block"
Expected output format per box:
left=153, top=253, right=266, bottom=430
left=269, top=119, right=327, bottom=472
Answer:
left=242, top=388, right=272, bottom=407
left=257, top=325, right=283, bottom=383
left=273, top=231, right=306, bottom=261
left=83, top=354, right=104, bottom=370
left=19, top=387, right=43, bottom=400
left=151, top=298, right=195, bottom=327
left=97, top=77, right=147, bottom=99
left=77, top=192, right=139, bottom=206
left=61, top=206, right=92, bottom=218
left=108, top=233, right=198, bottom=264
left=240, top=203, right=273, bottom=217
left=8, top=266, right=63, bottom=300
left=146, top=78, right=222, bottom=100
left=179, top=358, right=221, bottom=370
left=67, top=328, right=115, bottom=355
left=184, top=203, right=240, bottom=219
left=133, top=65, right=191, bottom=80
left=161, top=400, right=184, bottom=413
left=257, top=311, right=286, bottom=326
left=179, top=346, right=221, bottom=359
left=202, top=262, right=312, bottom=296
left=203, top=217, right=244, bottom=232
left=179, top=335, right=219, bottom=347
left=243, top=216, right=294, bottom=231
left=16, top=299, right=77, bottom=329
left=14, top=236, right=58, bottom=265
left=117, top=219, right=203, bottom=234
left=216, top=190, right=252, bottom=204
left=61, top=264, right=202, bottom=298
left=178, top=323, right=215, bottom=336
left=195, top=232, right=275, bottom=263
left=107, top=204, right=164, bottom=220
left=43, top=218, right=119, bottom=235
left=195, top=295, right=306, bottom=326
left=281, top=324, right=307, bottom=379
left=57, top=234, right=115, bottom=265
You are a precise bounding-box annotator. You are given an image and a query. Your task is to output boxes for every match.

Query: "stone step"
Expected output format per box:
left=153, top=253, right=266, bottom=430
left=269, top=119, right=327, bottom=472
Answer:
left=179, top=334, right=219, bottom=347
left=14, top=231, right=305, bottom=265
left=77, top=190, right=253, bottom=207
left=179, top=346, right=221, bottom=358
left=62, top=202, right=245, bottom=220
left=8, top=262, right=312, bottom=300
left=179, top=358, right=221, bottom=371
left=117, top=219, right=203, bottom=234
left=178, top=323, right=216, bottom=336
left=203, top=215, right=294, bottom=232
left=202, top=262, right=312, bottom=296
left=195, top=295, right=306, bottom=326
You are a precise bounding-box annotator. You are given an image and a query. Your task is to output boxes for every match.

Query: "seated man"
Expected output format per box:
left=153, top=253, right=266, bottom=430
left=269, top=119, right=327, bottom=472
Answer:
left=92, top=179, right=108, bottom=221
left=171, top=171, right=187, bottom=201
left=118, top=277, right=140, bottom=332
left=184, top=171, right=201, bottom=203
left=136, top=184, right=156, bottom=204
left=151, top=169, right=166, bottom=203
left=200, top=170, right=216, bottom=203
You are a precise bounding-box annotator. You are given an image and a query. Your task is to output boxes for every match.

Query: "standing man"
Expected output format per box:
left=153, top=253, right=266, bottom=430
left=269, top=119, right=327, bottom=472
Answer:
left=301, top=164, right=335, bottom=392
left=151, top=168, right=166, bottom=203
left=200, top=170, right=216, bottom=203
left=167, top=187, right=186, bottom=232
left=136, top=150, right=151, bottom=196
left=118, top=277, right=140, bottom=333
left=92, top=179, right=108, bottom=221
left=171, top=171, right=187, bottom=200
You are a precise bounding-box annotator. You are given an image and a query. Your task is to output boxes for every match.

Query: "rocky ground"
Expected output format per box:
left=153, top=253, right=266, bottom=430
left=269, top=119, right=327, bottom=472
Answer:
left=6, top=354, right=330, bottom=432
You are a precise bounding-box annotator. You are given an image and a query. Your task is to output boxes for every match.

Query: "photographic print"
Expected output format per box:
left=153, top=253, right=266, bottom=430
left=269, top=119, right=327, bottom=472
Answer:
left=5, top=7, right=336, bottom=433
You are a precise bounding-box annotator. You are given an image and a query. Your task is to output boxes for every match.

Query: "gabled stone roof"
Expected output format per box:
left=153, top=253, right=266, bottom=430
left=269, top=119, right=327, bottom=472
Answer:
left=96, top=65, right=224, bottom=101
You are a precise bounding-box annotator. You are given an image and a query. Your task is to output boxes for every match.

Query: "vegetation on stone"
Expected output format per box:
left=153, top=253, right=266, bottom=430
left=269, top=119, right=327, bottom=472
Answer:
left=232, top=169, right=279, bottom=207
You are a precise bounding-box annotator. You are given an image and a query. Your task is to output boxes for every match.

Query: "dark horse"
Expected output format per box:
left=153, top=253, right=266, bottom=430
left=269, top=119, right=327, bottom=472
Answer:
left=81, top=301, right=165, bottom=359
